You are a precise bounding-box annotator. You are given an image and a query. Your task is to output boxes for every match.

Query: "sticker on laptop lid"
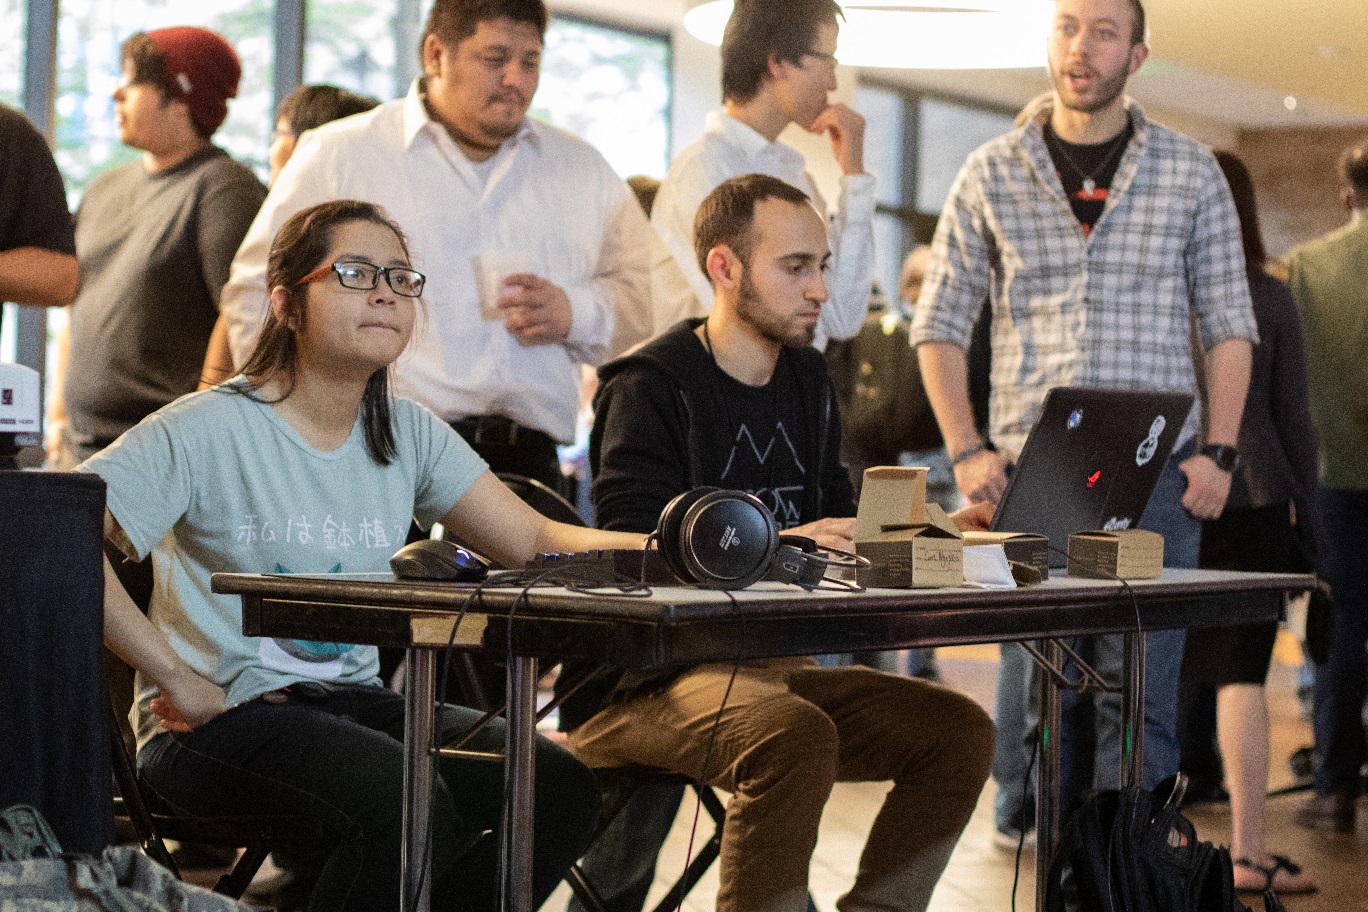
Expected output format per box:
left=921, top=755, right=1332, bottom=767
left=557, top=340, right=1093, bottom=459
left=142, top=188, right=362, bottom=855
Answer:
left=1135, top=415, right=1165, bottom=467
left=1067, top=408, right=1084, bottom=430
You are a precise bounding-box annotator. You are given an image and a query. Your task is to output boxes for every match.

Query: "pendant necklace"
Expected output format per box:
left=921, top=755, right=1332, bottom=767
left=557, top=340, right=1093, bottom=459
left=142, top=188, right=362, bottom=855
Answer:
left=1049, top=125, right=1129, bottom=197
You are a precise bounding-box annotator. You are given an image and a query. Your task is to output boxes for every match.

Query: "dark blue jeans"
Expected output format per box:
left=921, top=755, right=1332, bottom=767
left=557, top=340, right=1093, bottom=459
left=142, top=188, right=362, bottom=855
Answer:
left=1312, top=487, right=1368, bottom=796
left=1057, top=442, right=1199, bottom=808
left=139, top=683, right=600, bottom=911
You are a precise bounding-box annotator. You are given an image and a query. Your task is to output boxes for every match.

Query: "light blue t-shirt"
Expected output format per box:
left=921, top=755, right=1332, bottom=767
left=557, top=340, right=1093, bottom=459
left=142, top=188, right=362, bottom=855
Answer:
left=81, top=381, right=487, bottom=749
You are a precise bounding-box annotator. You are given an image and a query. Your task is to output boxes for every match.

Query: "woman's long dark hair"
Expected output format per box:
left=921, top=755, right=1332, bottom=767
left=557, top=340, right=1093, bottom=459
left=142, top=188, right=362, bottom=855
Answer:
left=1213, top=150, right=1267, bottom=289
left=236, top=199, right=414, bottom=465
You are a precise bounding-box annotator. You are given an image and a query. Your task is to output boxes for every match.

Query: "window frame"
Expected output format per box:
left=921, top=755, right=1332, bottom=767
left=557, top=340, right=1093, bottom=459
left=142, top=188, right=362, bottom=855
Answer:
left=857, top=77, right=1016, bottom=273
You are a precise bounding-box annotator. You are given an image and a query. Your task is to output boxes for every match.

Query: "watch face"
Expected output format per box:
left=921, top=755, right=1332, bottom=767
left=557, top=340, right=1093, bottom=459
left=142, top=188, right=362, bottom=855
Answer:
left=1204, top=445, right=1239, bottom=471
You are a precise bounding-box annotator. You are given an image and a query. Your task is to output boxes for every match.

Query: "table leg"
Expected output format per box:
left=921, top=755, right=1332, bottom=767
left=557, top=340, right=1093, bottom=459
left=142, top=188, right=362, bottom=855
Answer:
left=501, top=656, right=538, bottom=912
left=1120, top=630, right=1145, bottom=788
left=403, top=648, right=435, bottom=912
left=1034, top=639, right=1062, bottom=912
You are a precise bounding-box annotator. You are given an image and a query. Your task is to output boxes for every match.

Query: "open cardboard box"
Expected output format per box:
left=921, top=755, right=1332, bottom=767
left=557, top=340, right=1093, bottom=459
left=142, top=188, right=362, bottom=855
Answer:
left=854, top=467, right=963, bottom=588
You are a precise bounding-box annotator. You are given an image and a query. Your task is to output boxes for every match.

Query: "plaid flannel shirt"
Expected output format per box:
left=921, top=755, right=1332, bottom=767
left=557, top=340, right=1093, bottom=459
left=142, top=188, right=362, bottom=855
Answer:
left=911, top=98, right=1257, bottom=462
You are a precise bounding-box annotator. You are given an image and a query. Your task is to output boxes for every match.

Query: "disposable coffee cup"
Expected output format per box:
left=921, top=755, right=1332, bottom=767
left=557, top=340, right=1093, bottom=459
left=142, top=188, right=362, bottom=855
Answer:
left=474, top=249, right=532, bottom=319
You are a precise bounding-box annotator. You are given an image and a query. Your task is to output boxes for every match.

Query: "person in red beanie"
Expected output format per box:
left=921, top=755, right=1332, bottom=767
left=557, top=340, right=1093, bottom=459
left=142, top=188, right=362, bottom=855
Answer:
left=50, top=26, right=265, bottom=471
left=141, top=26, right=243, bottom=137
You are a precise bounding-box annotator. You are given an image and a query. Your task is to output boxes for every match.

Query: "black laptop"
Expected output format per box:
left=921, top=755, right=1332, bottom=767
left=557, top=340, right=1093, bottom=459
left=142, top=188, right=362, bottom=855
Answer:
left=990, top=387, right=1195, bottom=567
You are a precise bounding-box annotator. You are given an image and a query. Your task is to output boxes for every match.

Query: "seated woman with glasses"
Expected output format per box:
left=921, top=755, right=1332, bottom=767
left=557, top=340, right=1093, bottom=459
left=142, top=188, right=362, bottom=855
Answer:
left=81, top=199, right=644, bottom=912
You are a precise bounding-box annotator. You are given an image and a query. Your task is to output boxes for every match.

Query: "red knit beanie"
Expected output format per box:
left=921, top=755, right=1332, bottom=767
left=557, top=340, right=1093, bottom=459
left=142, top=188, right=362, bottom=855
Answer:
left=144, top=27, right=241, bottom=135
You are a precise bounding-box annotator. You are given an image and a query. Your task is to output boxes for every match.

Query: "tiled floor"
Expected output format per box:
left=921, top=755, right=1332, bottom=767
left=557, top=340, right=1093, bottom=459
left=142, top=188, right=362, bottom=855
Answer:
left=544, top=639, right=1368, bottom=912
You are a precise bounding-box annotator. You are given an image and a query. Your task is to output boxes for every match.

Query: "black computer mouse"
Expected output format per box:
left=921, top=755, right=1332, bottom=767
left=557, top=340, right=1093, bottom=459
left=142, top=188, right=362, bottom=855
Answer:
left=389, top=539, right=491, bottom=582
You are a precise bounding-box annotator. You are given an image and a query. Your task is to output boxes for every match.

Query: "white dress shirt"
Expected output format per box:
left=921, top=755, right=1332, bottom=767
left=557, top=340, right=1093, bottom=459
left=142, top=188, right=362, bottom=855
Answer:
left=220, top=80, right=673, bottom=443
left=650, top=109, right=877, bottom=345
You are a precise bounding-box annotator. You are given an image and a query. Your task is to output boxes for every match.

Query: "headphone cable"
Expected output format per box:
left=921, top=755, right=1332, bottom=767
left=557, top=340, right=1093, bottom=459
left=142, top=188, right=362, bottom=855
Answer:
left=674, top=591, right=747, bottom=912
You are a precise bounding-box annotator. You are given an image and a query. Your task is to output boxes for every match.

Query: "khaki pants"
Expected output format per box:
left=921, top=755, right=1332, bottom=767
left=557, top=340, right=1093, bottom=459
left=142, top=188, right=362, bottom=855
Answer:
left=568, top=658, right=994, bottom=912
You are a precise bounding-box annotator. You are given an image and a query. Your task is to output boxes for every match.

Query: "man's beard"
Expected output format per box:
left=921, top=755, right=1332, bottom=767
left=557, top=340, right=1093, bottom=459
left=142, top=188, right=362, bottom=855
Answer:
left=1050, top=60, right=1129, bottom=115
left=735, top=270, right=817, bottom=348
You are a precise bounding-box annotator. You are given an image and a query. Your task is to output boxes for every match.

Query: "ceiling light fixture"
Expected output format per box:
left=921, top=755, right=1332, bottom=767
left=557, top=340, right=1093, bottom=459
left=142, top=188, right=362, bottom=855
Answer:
left=683, top=0, right=1053, bottom=70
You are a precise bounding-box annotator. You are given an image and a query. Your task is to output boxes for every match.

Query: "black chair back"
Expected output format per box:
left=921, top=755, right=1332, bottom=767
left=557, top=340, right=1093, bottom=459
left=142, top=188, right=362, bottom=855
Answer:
left=496, top=472, right=585, bottom=527
left=0, top=471, right=113, bottom=854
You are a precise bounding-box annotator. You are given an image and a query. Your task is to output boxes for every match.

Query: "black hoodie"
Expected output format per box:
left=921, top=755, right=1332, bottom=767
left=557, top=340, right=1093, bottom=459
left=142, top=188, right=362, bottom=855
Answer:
left=589, top=318, right=854, bottom=535
left=557, top=319, right=855, bottom=731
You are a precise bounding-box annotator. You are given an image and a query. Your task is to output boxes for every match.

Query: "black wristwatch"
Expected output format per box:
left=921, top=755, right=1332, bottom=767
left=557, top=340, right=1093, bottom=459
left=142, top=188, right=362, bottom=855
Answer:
left=1200, top=443, right=1241, bottom=472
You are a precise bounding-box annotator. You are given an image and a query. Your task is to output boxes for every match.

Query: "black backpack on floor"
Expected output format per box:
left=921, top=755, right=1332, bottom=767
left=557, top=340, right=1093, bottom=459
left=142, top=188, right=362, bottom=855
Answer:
left=1044, top=778, right=1285, bottom=912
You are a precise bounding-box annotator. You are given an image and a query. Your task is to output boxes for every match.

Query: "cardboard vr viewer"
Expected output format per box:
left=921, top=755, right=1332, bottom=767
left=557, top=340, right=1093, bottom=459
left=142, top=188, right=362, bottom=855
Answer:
left=1067, top=529, right=1164, bottom=580
left=854, top=467, right=963, bottom=588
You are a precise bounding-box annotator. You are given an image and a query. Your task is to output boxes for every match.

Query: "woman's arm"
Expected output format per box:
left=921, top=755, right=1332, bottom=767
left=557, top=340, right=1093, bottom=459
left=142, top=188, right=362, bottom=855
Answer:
left=101, top=513, right=225, bottom=731
left=439, top=472, right=647, bottom=568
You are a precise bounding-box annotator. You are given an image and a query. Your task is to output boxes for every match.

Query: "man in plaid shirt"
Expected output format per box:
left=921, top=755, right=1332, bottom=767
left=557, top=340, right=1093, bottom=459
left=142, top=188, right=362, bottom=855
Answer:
left=912, top=0, right=1257, bottom=834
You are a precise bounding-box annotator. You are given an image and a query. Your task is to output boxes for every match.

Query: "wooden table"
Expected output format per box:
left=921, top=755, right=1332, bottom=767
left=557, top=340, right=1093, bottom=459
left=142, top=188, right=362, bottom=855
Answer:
left=214, top=567, right=1309, bottom=912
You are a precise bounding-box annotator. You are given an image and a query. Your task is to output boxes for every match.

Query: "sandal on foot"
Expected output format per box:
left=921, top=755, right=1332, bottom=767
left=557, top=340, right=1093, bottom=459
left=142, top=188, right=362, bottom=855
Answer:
left=1233, top=855, right=1318, bottom=895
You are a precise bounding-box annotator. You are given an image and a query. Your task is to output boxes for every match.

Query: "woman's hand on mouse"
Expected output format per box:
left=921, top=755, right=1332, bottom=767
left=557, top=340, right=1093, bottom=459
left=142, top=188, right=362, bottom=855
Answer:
left=151, top=665, right=227, bottom=732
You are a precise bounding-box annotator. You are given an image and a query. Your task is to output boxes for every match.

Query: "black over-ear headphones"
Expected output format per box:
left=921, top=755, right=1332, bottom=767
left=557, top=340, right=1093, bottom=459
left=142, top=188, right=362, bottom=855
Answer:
left=653, top=487, right=866, bottom=591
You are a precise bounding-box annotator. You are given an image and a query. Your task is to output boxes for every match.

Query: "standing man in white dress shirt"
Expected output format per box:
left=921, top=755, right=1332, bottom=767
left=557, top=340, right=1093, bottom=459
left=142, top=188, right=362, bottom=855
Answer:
left=210, top=0, right=678, bottom=493
left=650, top=0, right=875, bottom=345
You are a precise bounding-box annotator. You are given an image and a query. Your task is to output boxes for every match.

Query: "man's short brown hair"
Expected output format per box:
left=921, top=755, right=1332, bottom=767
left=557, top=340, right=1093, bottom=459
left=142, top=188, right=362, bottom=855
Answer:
left=720, top=0, right=842, bottom=104
left=693, top=173, right=811, bottom=282
left=421, top=0, right=548, bottom=54
left=1126, top=0, right=1147, bottom=45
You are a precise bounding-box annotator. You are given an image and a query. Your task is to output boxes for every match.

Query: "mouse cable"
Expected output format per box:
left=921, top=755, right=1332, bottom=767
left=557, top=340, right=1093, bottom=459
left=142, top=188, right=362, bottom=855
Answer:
left=410, top=583, right=484, bottom=912
left=490, top=566, right=652, bottom=912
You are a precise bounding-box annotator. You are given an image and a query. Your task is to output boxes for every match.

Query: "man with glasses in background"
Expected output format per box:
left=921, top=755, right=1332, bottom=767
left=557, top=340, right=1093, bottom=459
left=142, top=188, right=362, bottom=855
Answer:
left=213, top=0, right=680, bottom=495
left=649, top=0, right=874, bottom=345
left=577, top=8, right=877, bottom=906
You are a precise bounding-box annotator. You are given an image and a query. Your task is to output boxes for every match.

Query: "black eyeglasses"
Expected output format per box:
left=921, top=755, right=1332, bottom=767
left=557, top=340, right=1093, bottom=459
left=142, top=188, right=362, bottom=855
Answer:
left=296, top=260, right=426, bottom=297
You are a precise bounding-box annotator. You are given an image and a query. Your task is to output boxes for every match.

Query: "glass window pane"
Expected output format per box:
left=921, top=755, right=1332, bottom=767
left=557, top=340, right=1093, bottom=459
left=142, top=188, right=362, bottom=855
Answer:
left=0, top=0, right=23, bottom=108
left=305, top=0, right=421, bottom=104
left=916, top=97, right=1013, bottom=214
left=55, top=0, right=276, bottom=200
left=533, top=18, right=670, bottom=179
left=854, top=84, right=904, bottom=208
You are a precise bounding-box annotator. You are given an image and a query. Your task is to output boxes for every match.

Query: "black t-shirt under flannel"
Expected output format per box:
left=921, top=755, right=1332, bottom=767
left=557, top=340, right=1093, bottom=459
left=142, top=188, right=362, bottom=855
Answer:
left=1043, top=120, right=1134, bottom=236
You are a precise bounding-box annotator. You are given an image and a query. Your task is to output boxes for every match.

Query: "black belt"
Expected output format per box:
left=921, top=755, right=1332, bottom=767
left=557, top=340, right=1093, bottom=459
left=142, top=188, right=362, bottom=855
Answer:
left=451, top=415, right=553, bottom=449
